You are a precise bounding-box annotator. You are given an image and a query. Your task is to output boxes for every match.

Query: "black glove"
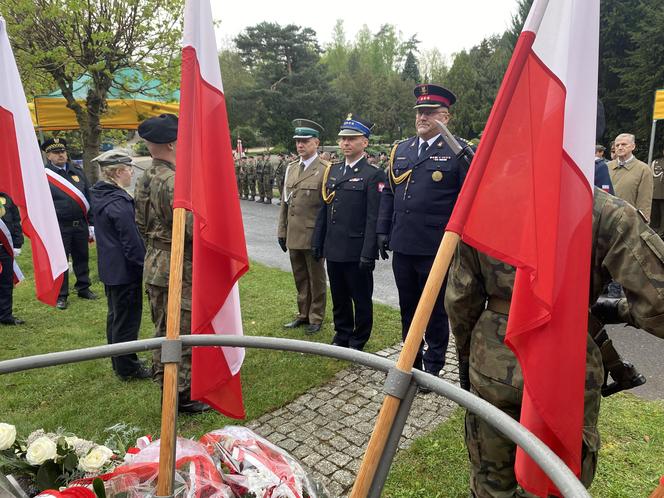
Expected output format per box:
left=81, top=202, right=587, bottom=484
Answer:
left=591, top=296, right=622, bottom=325
left=278, top=237, right=287, bottom=253
left=377, top=234, right=390, bottom=260
left=359, top=257, right=375, bottom=272
left=458, top=356, right=471, bottom=392
left=312, top=247, right=323, bottom=261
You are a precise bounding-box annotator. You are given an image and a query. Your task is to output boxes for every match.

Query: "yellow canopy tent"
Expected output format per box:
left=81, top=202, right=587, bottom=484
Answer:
left=29, top=69, right=179, bottom=131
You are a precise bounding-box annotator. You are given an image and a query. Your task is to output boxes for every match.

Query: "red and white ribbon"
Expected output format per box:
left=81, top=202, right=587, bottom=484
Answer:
left=0, top=218, right=23, bottom=283
left=45, top=168, right=90, bottom=217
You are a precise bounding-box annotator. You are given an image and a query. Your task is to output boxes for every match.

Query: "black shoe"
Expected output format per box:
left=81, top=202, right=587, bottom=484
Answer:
left=56, top=297, right=68, bottom=310
left=255, top=199, right=263, bottom=203
left=178, top=395, right=211, bottom=414
left=305, top=323, right=321, bottom=334
left=331, top=341, right=348, bottom=348
left=117, top=365, right=152, bottom=381
left=284, top=318, right=309, bottom=329
left=0, top=316, right=25, bottom=325
left=349, top=345, right=364, bottom=351
left=418, top=385, right=432, bottom=394
left=78, top=289, right=98, bottom=300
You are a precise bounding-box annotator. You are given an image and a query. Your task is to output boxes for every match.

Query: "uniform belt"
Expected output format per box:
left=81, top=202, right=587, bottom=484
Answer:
left=59, top=219, right=85, bottom=227
left=149, top=239, right=192, bottom=259
left=487, top=297, right=511, bottom=315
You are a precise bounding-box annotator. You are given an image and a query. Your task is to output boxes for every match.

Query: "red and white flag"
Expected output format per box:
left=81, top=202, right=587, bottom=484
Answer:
left=236, top=138, right=243, bottom=158
left=174, top=0, right=249, bottom=419
left=0, top=18, right=67, bottom=305
left=447, top=0, right=599, bottom=494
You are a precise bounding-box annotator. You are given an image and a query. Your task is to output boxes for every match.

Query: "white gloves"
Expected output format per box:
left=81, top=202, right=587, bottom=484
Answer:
left=88, top=226, right=95, bottom=242
left=13, top=248, right=21, bottom=257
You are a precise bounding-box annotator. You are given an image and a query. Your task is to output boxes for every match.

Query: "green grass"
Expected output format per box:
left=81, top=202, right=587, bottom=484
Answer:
left=384, top=395, right=664, bottom=497
left=0, top=241, right=401, bottom=441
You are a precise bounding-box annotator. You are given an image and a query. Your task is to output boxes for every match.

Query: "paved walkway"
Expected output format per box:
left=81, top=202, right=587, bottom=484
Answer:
left=247, top=340, right=461, bottom=497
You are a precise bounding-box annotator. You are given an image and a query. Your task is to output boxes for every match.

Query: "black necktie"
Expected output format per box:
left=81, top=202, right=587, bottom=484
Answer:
left=419, top=141, right=428, bottom=158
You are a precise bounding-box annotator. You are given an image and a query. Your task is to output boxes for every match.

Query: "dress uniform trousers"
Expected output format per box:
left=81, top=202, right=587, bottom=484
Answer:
left=0, top=249, right=13, bottom=321
left=105, top=278, right=144, bottom=376
left=327, top=261, right=373, bottom=349
left=289, top=249, right=326, bottom=325
left=58, top=220, right=91, bottom=298
left=392, top=252, right=449, bottom=375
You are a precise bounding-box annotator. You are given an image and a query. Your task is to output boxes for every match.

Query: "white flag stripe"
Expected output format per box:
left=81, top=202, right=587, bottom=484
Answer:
left=45, top=168, right=91, bottom=212
left=528, top=0, right=599, bottom=186
left=0, top=19, right=68, bottom=278
left=182, top=0, right=223, bottom=92
left=211, top=283, right=244, bottom=375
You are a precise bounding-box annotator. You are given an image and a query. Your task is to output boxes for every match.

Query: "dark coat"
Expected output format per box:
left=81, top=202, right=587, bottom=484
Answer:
left=0, top=193, right=23, bottom=248
left=594, top=158, right=614, bottom=195
left=313, top=158, right=386, bottom=262
left=376, top=136, right=469, bottom=255
left=46, top=162, right=94, bottom=224
left=90, top=181, right=145, bottom=285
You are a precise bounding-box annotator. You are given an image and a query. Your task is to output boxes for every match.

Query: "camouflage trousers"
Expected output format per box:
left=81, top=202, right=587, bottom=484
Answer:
left=465, top=368, right=601, bottom=497
left=257, top=173, right=273, bottom=201
left=651, top=199, right=664, bottom=237
left=146, top=284, right=192, bottom=394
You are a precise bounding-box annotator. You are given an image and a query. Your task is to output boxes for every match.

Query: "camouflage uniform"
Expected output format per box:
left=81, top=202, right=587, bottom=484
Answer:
left=651, top=157, right=664, bottom=237
left=274, top=157, right=287, bottom=202
left=260, top=156, right=274, bottom=203
left=234, top=159, right=242, bottom=199
left=445, top=188, right=664, bottom=498
left=134, top=158, right=194, bottom=395
left=244, top=158, right=257, bottom=201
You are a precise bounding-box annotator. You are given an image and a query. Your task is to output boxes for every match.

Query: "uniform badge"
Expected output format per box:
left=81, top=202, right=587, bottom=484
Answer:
left=0, top=198, right=5, bottom=205
left=378, top=182, right=385, bottom=192
left=432, top=171, right=443, bottom=182
left=349, top=177, right=363, bottom=182
left=72, top=175, right=80, bottom=182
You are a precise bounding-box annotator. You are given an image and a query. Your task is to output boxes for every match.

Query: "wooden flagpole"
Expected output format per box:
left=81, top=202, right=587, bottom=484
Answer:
left=349, top=230, right=460, bottom=497
left=156, top=207, right=187, bottom=496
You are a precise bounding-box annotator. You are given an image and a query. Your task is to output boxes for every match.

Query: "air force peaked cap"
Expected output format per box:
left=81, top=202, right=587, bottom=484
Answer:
left=413, top=84, right=457, bottom=109
left=292, top=119, right=324, bottom=139
left=138, top=113, right=179, bottom=144
left=338, top=114, right=374, bottom=137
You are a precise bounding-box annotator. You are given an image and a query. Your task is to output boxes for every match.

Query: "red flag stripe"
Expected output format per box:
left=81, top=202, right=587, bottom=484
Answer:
left=45, top=169, right=90, bottom=216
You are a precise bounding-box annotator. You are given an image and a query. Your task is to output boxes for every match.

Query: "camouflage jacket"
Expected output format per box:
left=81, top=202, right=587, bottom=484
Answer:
left=445, top=188, right=664, bottom=388
left=135, top=158, right=193, bottom=307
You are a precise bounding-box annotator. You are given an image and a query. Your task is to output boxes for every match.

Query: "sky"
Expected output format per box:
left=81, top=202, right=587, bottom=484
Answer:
left=211, top=0, right=520, bottom=62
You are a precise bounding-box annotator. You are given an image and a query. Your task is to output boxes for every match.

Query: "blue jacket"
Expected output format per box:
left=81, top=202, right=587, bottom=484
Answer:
left=594, top=158, right=614, bottom=195
left=377, top=136, right=469, bottom=255
left=90, top=181, right=145, bottom=285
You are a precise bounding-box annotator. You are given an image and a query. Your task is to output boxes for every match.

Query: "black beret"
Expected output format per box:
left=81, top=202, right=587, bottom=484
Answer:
left=138, top=113, right=178, bottom=144
left=41, top=138, right=67, bottom=153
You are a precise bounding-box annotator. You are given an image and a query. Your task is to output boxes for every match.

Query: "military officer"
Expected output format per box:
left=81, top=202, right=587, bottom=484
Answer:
left=312, top=115, right=386, bottom=350
left=255, top=155, right=266, bottom=202
left=257, top=154, right=274, bottom=204
left=42, top=138, right=97, bottom=309
left=274, top=154, right=287, bottom=204
left=445, top=188, right=664, bottom=497
left=278, top=119, right=328, bottom=334
left=0, top=192, right=24, bottom=325
left=245, top=156, right=257, bottom=201
left=376, top=83, right=469, bottom=377
left=134, top=113, right=208, bottom=413
left=650, top=148, right=664, bottom=236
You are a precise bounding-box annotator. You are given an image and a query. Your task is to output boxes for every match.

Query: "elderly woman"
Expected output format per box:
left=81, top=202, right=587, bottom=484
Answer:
left=90, top=151, right=150, bottom=380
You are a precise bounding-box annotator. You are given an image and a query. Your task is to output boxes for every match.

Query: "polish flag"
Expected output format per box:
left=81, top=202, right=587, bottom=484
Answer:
left=173, top=0, right=249, bottom=418
left=236, top=139, right=243, bottom=158
left=446, top=0, right=599, bottom=494
left=0, top=18, right=67, bottom=305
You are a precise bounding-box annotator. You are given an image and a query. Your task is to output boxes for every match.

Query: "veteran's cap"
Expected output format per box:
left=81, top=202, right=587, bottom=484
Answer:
left=292, top=119, right=324, bottom=139
left=338, top=114, right=374, bottom=137
left=138, top=113, right=179, bottom=144
left=41, top=138, right=67, bottom=153
left=92, top=150, right=134, bottom=168
left=413, top=84, right=457, bottom=109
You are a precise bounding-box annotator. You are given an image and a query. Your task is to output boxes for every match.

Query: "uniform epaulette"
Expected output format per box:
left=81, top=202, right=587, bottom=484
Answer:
left=288, top=159, right=299, bottom=166
left=319, top=159, right=331, bottom=167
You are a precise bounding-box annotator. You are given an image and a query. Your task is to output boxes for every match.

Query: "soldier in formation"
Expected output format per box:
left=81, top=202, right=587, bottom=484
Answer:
left=651, top=146, right=664, bottom=237
left=274, top=154, right=287, bottom=204
left=445, top=188, right=664, bottom=497
left=313, top=114, right=386, bottom=350
left=42, top=138, right=97, bottom=310
left=135, top=113, right=209, bottom=413
left=256, top=154, right=274, bottom=204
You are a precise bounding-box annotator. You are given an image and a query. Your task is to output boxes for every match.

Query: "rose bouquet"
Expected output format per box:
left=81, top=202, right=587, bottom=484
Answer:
left=0, top=423, right=121, bottom=494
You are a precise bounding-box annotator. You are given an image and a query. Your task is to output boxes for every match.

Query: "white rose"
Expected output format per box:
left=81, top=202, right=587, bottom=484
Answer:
left=78, top=445, right=114, bottom=473
left=26, top=436, right=57, bottom=465
left=0, top=423, right=17, bottom=450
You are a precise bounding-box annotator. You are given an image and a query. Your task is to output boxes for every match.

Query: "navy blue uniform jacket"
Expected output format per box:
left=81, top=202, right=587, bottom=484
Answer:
left=313, top=158, right=386, bottom=262
left=594, top=158, right=615, bottom=195
left=46, top=162, right=94, bottom=224
left=376, top=136, right=469, bottom=255
left=90, top=181, right=145, bottom=285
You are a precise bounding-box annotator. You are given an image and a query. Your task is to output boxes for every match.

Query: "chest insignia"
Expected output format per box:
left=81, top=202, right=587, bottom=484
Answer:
left=431, top=156, right=450, bottom=162
left=0, top=198, right=6, bottom=205
left=432, top=171, right=444, bottom=182
left=72, top=175, right=80, bottom=182
left=349, top=177, right=363, bottom=182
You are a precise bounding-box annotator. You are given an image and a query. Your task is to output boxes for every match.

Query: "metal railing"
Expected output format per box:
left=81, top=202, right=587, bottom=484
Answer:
left=0, top=336, right=591, bottom=497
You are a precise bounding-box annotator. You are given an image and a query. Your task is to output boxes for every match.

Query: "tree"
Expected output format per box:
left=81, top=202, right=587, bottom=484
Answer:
left=419, top=48, right=448, bottom=84
left=1, top=0, right=183, bottom=181
left=401, top=51, right=421, bottom=83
